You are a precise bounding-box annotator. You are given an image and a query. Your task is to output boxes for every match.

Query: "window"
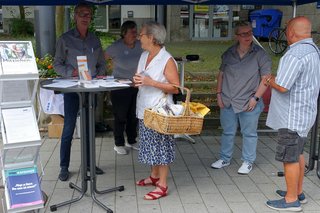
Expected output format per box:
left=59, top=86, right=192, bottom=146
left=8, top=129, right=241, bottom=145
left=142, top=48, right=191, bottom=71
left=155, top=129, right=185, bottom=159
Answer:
left=180, top=5, right=189, bottom=27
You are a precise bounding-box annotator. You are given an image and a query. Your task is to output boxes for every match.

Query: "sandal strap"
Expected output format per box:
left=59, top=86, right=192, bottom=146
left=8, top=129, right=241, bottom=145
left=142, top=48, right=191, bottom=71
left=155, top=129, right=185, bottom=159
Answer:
left=149, top=176, right=160, bottom=184
left=145, top=190, right=167, bottom=200
left=145, top=192, right=158, bottom=200
left=137, top=176, right=159, bottom=186
left=156, top=184, right=168, bottom=193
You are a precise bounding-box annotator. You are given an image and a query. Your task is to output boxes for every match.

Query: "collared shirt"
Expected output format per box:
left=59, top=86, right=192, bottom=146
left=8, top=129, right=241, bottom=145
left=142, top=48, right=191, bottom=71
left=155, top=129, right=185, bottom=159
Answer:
left=266, top=38, right=320, bottom=137
left=105, top=39, right=143, bottom=80
left=53, top=28, right=106, bottom=78
left=219, top=43, right=271, bottom=113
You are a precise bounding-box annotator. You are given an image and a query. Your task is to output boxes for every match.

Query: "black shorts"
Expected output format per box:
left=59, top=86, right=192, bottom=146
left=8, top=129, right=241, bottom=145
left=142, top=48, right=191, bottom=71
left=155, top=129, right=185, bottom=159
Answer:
left=275, top=128, right=307, bottom=163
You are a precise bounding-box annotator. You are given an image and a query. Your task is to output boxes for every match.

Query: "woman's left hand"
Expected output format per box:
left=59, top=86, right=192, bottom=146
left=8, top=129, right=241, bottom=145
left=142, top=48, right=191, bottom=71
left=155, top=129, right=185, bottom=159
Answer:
left=247, top=98, right=258, bottom=111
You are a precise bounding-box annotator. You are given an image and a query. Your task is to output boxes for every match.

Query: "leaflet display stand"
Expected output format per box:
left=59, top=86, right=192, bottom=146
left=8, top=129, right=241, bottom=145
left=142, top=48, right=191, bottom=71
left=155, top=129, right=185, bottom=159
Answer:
left=174, top=56, right=200, bottom=144
left=0, top=41, right=44, bottom=212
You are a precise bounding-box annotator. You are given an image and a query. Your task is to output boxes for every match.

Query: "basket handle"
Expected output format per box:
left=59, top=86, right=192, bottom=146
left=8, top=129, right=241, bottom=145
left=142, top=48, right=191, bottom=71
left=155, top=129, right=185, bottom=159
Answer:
left=171, top=84, right=191, bottom=116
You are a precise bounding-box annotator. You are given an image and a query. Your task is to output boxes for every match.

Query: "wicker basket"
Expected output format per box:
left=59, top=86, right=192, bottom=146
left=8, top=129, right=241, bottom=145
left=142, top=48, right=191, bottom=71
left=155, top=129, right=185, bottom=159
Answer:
left=143, top=86, right=204, bottom=135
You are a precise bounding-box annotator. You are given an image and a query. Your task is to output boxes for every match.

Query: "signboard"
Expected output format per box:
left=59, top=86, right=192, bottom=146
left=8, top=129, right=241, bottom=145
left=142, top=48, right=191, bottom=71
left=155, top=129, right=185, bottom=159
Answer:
left=242, top=5, right=255, bottom=10
left=194, top=5, right=209, bottom=12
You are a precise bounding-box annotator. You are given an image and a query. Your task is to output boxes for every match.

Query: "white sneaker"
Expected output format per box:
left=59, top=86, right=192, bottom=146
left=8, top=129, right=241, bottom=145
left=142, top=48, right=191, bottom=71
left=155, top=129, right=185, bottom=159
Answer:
left=125, top=142, right=139, bottom=150
left=114, top=146, right=128, bottom=155
left=238, top=161, right=253, bottom=174
left=211, top=159, right=230, bottom=169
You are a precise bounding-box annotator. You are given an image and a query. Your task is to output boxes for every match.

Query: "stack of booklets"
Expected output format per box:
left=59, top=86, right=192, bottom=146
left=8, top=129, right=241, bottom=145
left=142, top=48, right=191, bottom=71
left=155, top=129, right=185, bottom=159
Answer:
left=5, top=166, right=44, bottom=209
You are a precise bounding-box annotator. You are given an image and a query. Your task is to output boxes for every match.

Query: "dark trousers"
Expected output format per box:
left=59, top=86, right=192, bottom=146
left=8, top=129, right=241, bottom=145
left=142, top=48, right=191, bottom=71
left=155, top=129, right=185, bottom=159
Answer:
left=60, top=93, right=91, bottom=169
left=110, top=87, right=138, bottom=146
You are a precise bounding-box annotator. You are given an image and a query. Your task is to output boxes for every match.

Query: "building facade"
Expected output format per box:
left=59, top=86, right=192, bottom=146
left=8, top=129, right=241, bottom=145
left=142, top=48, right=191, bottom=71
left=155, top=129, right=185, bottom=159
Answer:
left=0, top=3, right=320, bottom=41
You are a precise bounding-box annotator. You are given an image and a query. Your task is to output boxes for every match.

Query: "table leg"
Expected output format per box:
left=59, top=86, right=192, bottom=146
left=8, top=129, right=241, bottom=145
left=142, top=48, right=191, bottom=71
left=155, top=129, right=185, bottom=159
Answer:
left=50, top=93, right=88, bottom=212
left=88, top=93, right=124, bottom=213
left=50, top=92, right=124, bottom=212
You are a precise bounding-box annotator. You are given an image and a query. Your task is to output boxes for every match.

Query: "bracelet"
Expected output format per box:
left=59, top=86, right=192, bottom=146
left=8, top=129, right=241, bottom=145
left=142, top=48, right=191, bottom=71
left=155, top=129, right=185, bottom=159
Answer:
left=216, top=92, right=222, bottom=95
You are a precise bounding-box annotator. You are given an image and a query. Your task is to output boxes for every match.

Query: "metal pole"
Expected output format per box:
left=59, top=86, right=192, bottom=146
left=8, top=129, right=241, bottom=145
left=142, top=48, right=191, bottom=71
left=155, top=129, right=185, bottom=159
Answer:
left=292, top=0, right=297, bottom=18
left=34, top=6, right=56, bottom=58
left=64, top=6, right=71, bottom=32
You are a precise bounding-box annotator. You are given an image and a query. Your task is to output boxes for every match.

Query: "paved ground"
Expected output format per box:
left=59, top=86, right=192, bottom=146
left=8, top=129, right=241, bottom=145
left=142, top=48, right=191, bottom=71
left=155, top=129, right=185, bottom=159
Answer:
left=1, top=130, right=320, bottom=213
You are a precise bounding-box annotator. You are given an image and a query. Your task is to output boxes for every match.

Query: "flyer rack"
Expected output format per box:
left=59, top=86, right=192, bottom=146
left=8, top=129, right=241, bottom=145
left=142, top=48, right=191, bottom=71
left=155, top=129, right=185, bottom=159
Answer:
left=0, top=41, right=44, bottom=213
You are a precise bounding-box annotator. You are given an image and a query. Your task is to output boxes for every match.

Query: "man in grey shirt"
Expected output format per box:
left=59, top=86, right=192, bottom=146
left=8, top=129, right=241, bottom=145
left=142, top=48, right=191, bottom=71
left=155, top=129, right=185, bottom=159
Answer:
left=265, top=16, right=320, bottom=212
left=53, top=3, right=106, bottom=181
left=211, top=21, right=271, bottom=174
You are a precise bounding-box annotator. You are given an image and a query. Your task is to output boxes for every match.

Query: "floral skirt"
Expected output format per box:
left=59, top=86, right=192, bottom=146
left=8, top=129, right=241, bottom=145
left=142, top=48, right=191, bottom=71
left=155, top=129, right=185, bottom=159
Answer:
left=138, top=119, right=175, bottom=165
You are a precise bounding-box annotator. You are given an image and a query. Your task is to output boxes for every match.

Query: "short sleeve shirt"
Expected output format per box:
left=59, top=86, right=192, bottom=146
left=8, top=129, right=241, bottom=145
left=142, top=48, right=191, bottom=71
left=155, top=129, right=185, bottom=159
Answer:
left=219, top=43, right=272, bottom=113
left=266, top=38, right=320, bottom=137
left=105, top=39, right=143, bottom=80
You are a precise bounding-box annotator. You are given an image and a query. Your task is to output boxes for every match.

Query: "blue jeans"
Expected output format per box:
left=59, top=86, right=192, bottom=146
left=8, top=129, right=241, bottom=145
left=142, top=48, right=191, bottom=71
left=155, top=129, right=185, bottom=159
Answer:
left=60, top=93, right=91, bottom=169
left=219, top=100, right=264, bottom=164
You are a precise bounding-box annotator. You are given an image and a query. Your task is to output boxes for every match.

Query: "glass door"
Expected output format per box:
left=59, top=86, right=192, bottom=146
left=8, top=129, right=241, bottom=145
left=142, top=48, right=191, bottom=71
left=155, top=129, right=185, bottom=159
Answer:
left=192, top=5, right=209, bottom=38
left=190, top=5, right=232, bottom=40
left=212, top=5, right=230, bottom=38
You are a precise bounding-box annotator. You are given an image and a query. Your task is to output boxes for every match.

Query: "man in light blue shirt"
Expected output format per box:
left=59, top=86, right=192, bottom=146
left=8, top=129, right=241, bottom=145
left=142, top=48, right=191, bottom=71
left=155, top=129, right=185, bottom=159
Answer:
left=265, top=16, right=320, bottom=212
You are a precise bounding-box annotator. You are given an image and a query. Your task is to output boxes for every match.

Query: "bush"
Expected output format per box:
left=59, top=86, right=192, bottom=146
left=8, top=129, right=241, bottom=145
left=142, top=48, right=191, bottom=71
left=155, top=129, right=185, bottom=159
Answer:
left=11, top=18, right=34, bottom=37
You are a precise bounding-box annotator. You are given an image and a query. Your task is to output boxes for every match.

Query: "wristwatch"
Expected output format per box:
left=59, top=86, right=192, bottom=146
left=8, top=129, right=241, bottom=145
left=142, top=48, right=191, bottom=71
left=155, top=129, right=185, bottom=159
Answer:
left=253, top=96, right=260, bottom=102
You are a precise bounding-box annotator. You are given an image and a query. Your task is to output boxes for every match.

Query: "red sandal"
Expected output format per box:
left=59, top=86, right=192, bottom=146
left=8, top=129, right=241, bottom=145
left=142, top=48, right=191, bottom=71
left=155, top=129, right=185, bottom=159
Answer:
left=144, top=184, right=168, bottom=200
left=136, top=176, right=159, bottom=186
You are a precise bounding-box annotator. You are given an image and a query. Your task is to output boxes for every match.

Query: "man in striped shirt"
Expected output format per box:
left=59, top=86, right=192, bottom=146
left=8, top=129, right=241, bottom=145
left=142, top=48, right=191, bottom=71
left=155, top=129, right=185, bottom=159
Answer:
left=265, top=16, right=320, bottom=212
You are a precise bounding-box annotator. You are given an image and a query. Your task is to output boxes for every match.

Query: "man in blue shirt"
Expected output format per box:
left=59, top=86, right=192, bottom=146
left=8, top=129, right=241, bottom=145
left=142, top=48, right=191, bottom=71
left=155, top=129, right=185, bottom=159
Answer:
left=265, top=16, right=320, bottom=211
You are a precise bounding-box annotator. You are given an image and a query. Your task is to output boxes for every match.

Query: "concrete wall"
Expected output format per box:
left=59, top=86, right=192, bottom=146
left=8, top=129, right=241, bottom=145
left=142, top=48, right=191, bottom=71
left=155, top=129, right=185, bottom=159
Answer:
left=121, top=5, right=155, bottom=31
left=168, top=6, right=190, bottom=41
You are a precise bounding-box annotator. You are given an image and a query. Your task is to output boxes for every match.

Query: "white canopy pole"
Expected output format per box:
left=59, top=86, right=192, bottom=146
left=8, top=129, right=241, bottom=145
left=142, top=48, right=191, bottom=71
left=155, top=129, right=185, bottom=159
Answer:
left=292, top=0, right=297, bottom=17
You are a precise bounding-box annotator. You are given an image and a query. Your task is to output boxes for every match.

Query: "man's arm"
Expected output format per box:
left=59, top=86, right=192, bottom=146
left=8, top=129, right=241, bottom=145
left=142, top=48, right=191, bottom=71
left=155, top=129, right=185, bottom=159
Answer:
left=264, top=74, right=288, bottom=93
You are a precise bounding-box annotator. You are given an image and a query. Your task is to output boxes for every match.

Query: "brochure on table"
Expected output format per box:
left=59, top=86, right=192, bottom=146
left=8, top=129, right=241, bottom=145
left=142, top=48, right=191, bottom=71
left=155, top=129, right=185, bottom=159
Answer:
left=0, top=41, right=43, bottom=213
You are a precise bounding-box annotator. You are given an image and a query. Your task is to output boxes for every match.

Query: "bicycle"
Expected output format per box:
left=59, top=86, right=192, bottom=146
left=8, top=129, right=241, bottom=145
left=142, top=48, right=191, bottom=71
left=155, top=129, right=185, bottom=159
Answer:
left=268, top=27, right=320, bottom=55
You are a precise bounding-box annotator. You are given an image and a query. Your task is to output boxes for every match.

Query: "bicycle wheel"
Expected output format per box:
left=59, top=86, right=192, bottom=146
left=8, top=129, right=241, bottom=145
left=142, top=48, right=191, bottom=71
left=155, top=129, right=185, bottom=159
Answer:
left=312, top=31, right=320, bottom=47
left=268, top=28, right=288, bottom=55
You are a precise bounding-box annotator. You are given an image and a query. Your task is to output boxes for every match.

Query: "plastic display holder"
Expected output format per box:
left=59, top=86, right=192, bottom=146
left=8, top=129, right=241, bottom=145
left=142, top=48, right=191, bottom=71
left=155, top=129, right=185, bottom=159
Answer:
left=0, top=41, right=44, bottom=213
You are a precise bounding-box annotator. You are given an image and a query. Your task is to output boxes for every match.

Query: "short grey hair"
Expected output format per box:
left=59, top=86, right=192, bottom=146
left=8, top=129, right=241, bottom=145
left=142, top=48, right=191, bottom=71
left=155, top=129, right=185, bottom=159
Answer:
left=235, top=21, right=252, bottom=34
left=143, top=21, right=166, bottom=47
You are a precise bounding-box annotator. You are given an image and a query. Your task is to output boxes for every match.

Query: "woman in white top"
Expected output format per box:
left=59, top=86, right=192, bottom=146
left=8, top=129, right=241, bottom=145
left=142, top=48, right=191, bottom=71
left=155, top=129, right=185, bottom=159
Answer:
left=133, top=22, right=180, bottom=200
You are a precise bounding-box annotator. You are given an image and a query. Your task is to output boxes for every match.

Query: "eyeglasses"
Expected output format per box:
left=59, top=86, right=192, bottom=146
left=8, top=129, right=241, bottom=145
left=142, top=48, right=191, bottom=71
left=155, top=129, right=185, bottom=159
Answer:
left=77, top=12, right=92, bottom=18
left=236, top=30, right=253, bottom=37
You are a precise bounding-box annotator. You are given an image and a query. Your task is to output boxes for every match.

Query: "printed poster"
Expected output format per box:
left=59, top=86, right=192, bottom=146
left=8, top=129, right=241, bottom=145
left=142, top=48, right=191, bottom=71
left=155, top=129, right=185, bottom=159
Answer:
left=0, top=41, right=38, bottom=75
